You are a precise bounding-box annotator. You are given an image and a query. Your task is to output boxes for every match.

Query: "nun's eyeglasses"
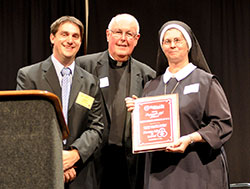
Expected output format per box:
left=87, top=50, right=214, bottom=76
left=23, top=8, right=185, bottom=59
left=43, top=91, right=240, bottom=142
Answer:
left=110, top=30, right=137, bottom=40
left=163, top=38, right=185, bottom=46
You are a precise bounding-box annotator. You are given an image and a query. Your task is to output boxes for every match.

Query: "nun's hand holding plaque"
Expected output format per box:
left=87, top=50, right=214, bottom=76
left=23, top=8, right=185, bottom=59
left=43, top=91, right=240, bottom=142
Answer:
left=132, top=94, right=180, bottom=154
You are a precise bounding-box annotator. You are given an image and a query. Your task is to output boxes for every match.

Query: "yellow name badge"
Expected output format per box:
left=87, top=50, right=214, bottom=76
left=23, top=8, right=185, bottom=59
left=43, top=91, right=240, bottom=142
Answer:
left=76, top=92, right=94, bottom=110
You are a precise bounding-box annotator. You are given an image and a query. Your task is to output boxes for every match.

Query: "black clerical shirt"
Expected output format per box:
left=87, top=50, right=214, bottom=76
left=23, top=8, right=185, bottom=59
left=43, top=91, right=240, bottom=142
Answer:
left=108, top=57, right=130, bottom=146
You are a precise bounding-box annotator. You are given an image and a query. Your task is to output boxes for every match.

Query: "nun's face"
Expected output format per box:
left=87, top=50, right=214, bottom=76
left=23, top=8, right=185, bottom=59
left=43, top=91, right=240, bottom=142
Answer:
left=161, top=29, right=189, bottom=64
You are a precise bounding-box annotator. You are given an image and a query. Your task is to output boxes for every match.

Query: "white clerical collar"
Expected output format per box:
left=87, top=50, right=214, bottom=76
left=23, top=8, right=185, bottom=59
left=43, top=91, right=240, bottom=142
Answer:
left=163, top=63, right=197, bottom=84
left=109, top=54, right=124, bottom=67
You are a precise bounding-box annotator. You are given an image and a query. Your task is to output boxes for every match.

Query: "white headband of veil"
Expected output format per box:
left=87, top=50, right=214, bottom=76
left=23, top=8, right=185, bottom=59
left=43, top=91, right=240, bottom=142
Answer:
left=160, top=24, right=192, bottom=50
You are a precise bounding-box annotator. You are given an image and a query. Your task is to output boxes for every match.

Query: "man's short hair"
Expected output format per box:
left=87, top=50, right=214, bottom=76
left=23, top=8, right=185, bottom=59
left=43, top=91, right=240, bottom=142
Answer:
left=50, top=16, right=84, bottom=41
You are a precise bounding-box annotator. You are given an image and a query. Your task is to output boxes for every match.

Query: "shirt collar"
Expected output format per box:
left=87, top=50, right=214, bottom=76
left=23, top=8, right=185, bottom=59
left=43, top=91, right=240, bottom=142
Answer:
left=109, top=53, right=130, bottom=67
left=51, top=54, right=75, bottom=79
left=163, top=63, right=197, bottom=84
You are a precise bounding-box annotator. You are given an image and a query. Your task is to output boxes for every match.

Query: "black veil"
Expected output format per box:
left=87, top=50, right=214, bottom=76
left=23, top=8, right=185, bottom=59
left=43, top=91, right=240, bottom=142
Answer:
left=155, top=20, right=211, bottom=76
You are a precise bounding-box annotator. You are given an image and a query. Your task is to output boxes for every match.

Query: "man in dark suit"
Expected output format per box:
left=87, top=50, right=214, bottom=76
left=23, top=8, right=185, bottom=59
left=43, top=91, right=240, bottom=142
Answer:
left=16, top=16, right=104, bottom=189
left=76, top=13, right=156, bottom=189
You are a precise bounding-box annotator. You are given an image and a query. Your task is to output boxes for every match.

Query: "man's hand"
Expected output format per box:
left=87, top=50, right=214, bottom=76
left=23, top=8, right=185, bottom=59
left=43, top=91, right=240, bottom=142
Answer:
left=63, top=149, right=80, bottom=171
left=64, top=167, right=76, bottom=183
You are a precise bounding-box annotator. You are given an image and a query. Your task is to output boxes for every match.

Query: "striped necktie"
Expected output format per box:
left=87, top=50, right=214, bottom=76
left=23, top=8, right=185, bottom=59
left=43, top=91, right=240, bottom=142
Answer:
left=61, top=67, right=71, bottom=124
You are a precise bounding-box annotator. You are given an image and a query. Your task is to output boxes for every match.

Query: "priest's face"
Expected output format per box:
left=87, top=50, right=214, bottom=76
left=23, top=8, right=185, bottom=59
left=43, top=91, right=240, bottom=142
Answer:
left=106, top=15, right=140, bottom=62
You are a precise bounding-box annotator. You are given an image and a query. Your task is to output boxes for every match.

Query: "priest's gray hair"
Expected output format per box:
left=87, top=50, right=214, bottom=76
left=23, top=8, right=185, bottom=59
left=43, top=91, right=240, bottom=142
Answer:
left=108, top=13, right=140, bottom=34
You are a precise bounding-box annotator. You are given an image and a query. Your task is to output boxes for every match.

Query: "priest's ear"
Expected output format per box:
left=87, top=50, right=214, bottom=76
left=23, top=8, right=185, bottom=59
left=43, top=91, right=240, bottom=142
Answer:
left=106, top=29, right=111, bottom=42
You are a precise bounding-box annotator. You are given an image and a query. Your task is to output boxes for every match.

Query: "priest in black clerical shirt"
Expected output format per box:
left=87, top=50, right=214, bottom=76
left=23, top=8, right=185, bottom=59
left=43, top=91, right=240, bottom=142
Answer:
left=76, top=13, right=155, bottom=189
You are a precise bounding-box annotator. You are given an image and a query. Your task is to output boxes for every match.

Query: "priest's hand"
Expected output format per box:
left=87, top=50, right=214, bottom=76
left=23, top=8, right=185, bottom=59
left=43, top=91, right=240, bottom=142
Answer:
left=125, top=95, right=138, bottom=112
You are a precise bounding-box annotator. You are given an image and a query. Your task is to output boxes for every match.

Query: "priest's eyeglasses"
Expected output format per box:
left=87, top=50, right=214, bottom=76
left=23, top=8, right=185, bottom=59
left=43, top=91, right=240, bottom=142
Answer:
left=110, top=30, right=137, bottom=40
left=163, top=38, right=185, bottom=46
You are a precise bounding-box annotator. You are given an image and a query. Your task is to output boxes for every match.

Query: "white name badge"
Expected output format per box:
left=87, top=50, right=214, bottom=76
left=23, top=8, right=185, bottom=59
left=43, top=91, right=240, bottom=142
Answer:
left=183, top=83, right=200, bottom=95
left=100, top=77, right=109, bottom=88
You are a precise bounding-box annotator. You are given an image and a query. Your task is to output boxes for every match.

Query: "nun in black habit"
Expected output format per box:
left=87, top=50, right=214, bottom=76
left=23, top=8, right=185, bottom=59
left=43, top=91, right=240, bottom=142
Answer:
left=126, top=20, right=233, bottom=189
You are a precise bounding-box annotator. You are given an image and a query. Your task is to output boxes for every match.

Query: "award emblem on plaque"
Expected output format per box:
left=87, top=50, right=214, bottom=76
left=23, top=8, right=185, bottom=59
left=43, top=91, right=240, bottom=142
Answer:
left=132, top=94, right=180, bottom=154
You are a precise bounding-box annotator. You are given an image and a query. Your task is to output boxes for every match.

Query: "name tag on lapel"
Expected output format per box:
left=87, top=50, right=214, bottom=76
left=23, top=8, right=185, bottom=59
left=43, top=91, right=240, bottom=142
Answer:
left=183, top=83, right=200, bottom=95
left=76, top=92, right=94, bottom=109
left=100, top=77, right=109, bottom=88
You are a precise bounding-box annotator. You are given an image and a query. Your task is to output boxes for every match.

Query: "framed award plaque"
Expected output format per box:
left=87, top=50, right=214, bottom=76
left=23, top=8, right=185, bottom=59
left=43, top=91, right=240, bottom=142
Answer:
left=132, top=94, right=180, bottom=154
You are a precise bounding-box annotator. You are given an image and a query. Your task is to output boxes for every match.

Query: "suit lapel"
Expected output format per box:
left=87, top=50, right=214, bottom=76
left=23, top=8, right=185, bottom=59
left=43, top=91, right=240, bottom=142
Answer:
left=95, top=51, right=112, bottom=116
left=124, top=59, right=143, bottom=142
left=42, top=57, right=61, bottom=99
left=68, top=65, right=82, bottom=110
left=130, top=59, right=143, bottom=97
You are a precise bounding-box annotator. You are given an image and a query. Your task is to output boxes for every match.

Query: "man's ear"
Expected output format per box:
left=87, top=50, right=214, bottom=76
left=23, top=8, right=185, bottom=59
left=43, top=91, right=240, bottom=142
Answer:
left=50, top=33, right=55, bottom=44
left=135, top=33, right=141, bottom=40
left=106, top=29, right=110, bottom=42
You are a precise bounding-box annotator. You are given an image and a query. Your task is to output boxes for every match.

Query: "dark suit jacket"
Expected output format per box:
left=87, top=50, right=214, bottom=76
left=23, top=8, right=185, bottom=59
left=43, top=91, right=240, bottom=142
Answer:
left=16, top=56, right=104, bottom=189
left=76, top=50, right=156, bottom=188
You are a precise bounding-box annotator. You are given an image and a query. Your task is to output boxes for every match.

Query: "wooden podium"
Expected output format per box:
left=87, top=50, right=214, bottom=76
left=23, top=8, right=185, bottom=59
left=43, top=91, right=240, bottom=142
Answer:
left=0, top=90, right=69, bottom=188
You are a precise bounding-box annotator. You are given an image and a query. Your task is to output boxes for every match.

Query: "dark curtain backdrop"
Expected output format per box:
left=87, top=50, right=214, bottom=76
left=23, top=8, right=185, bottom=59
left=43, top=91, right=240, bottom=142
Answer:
left=0, top=0, right=86, bottom=90
left=87, top=1, right=250, bottom=183
left=1, top=0, right=250, bottom=184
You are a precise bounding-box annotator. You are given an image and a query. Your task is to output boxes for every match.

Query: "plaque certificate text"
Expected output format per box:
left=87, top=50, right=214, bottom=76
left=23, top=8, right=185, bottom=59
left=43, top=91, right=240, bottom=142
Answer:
left=132, top=94, right=180, bottom=154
